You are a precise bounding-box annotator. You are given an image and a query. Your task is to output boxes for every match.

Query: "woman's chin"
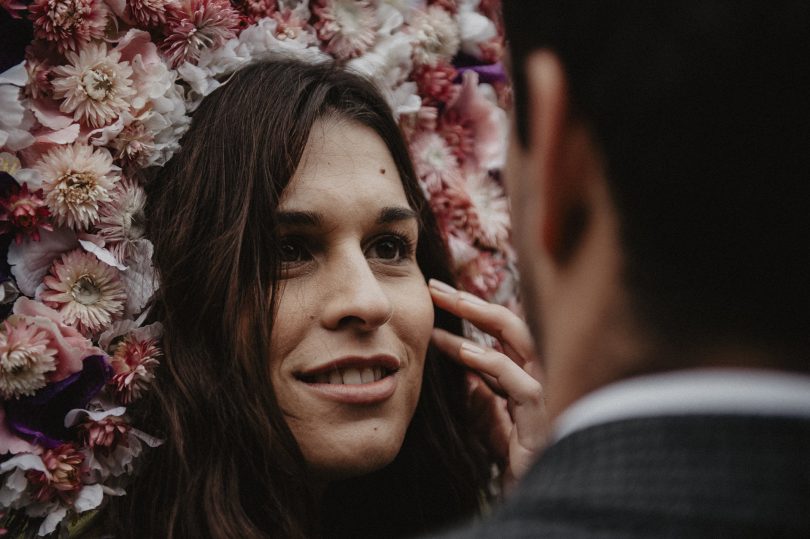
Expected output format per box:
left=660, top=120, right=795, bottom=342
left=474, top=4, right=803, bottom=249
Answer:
left=303, top=431, right=406, bottom=481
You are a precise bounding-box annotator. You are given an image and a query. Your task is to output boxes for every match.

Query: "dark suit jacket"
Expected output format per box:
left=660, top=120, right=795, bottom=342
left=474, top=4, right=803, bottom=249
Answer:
left=433, top=415, right=810, bottom=538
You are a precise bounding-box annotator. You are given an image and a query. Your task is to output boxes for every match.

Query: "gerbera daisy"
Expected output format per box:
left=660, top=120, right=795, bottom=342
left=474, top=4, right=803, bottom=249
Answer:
left=28, top=0, right=109, bottom=54
left=35, top=143, right=119, bottom=230
left=0, top=317, right=58, bottom=400
left=39, top=248, right=126, bottom=334
left=95, top=178, right=147, bottom=263
left=161, top=0, right=240, bottom=68
left=51, top=42, right=135, bottom=129
left=409, top=5, right=460, bottom=67
left=313, top=0, right=378, bottom=60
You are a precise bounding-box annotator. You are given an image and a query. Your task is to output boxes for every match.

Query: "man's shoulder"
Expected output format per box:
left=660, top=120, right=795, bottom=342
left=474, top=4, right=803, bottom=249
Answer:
left=432, top=414, right=810, bottom=538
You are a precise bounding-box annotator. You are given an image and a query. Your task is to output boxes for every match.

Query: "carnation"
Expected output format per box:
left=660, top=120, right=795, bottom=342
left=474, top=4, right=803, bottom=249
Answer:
left=51, top=42, right=136, bottom=129
left=39, top=248, right=127, bottom=335
left=0, top=317, right=58, bottom=400
left=35, top=143, right=120, bottom=231
left=28, top=0, right=109, bottom=54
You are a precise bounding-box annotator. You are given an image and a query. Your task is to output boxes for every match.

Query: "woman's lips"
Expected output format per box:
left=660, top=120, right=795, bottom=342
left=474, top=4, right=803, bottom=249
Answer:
left=295, top=355, right=400, bottom=405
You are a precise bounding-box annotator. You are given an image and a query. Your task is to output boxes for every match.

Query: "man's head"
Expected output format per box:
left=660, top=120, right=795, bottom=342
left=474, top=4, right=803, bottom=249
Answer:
left=503, top=1, right=810, bottom=419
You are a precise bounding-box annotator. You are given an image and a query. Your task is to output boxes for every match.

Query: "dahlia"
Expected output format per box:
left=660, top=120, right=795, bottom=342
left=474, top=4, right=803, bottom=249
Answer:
left=109, top=333, right=160, bottom=404
left=126, top=0, right=169, bottom=27
left=161, top=0, right=240, bottom=68
left=39, top=248, right=126, bottom=334
left=313, top=0, right=378, bottom=60
left=464, top=171, right=510, bottom=249
left=95, top=178, right=147, bottom=263
left=35, top=143, right=119, bottom=230
left=25, top=443, right=85, bottom=505
left=409, top=5, right=460, bottom=66
left=0, top=181, right=53, bottom=244
left=51, top=42, right=135, bottom=129
left=28, top=0, right=109, bottom=54
left=0, top=317, right=58, bottom=400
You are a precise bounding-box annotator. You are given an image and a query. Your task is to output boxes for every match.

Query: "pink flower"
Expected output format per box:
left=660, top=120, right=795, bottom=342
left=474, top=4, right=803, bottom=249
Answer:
left=272, top=5, right=316, bottom=43
left=413, top=62, right=459, bottom=105
left=1, top=0, right=27, bottom=18
left=25, top=443, right=85, bottom=505
left=28, top=0, right=109, bottom=55
left=24, top=42, right=60, bottom=100
left=39, top=249, right=127, bottom=335
left=126, top=0, right=169, bottom=27
left=95, top=177, right=147, bottom=263
left=109, top=121, right=156, bottom=169
left=235, top=0, right=277, bottom=25
left=0, top=182, right=53, bottom=244
left=12, top=297, right=102, bottom=381
left=427, top=176, right=480, bottom=244
left=109, top=333, right=160, bottom=404
left=464, top=170, right=511, bottom=249
left=161, top=0, right=240, bottom=68
left=78, top=414, right=130, bottom=452
left=439, top=113, right=475, bottom=163
left=409, top=130, right=462, bottom=194
left=457, top=249, right=506, bottom=298
left=313, top=0, right=378, bottom=60
left=0, top=317, right=58, bottom=400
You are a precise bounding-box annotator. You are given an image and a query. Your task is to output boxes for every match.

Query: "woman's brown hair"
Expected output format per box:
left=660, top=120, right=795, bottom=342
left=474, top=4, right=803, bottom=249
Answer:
left=110, top=59, right=492, bottom=538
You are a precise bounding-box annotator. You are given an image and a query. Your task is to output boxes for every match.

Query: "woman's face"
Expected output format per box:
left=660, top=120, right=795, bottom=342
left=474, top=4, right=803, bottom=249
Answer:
left=269, top=118, right=435, bottom=479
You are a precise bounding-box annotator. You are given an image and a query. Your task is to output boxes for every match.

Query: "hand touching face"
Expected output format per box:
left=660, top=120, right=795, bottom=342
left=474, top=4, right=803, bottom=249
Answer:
left=269, top=119, right=434, bottom=480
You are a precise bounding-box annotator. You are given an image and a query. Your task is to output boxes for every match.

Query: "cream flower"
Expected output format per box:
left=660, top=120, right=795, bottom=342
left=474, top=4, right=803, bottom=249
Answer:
left=35, top=143, right=120, bottom=230
left=313, top=0, right=379, bottom=60
left=39, top=248, right=126, bottom=335
left=51, top=42, right=136, bottom=129
left=0, top=317, right=58, bottom=399
left=96, top=178, right=147, bottom=262
left=409, top=5, right=460, bottom=66
left=409, top=130, right=461, bottom=194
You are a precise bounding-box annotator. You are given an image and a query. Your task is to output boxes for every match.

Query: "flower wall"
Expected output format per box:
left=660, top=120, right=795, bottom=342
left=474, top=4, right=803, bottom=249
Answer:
left=0, top=0, right=515, bottom=535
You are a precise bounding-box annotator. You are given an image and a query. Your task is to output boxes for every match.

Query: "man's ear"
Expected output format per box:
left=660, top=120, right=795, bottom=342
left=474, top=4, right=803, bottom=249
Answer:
left=524, top=51, right=588, bottom=264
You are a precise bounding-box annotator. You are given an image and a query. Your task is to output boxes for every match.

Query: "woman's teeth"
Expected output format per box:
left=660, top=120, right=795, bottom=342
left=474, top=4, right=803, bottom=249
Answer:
left=314, top=367, right=387, bottom=385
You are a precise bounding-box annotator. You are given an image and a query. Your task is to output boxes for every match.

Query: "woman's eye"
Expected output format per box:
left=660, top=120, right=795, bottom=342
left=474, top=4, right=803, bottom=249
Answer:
left=367, top=235, right=411, bottom=261
left=279, top=238, right=310, bottom=263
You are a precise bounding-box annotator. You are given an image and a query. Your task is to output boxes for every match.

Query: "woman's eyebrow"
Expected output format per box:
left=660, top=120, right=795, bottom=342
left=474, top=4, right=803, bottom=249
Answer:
left=277, top=210, right=322, bottom=227
left=378, top=206, right=417, bottom=224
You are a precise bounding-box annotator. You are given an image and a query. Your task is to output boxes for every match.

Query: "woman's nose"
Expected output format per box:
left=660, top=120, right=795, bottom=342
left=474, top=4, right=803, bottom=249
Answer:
left=320, top=248, right=394, bottom=332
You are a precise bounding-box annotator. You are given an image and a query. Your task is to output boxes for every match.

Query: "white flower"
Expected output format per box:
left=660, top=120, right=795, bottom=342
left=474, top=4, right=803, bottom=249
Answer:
left=408, top=5, right=460, bottom=66
left=0, top=63, right=36, bottom=152
left=313, top=0, right=379, bottom=60
left=51, top=43, right=136, bottom=129
left=348, top=30, right=414, bottom=89
left=35, top=144, right=120, bottom=230
left=38, top=248, right=127, bottom=335
left=7, top=227, right=80, bottom=297
left=96, top=178, right=147, bottom=262
left=457, top=6, right=497, bottom=59
left=0, top=318, right=58, bottom=400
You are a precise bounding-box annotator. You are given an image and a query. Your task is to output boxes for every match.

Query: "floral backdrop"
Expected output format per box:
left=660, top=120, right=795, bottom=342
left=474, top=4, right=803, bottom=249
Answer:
left=0, top=0, right=515, bottom=535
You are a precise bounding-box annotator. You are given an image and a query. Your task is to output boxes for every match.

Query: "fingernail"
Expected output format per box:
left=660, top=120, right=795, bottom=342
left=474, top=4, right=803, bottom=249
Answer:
left=459, top=292, right=487, bottom=305
left=461, top=341, right=485, bottom=355
left=429, top=279, right=456, bottom=294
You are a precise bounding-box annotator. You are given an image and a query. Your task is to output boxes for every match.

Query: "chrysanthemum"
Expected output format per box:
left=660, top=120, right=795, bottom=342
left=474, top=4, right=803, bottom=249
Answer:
left=25, top=443, right=85, bottom=505
left=161, top=0, right=240, bottom=68
left=109, top=333, right=160, bottom=404
left=28, top=0, right=109, bottom=54
left=0, top=317, right=58, bottom=400
left=409, top=131, right=461, bottom=194
left=464, top=171, right=510, bottom=249
left=51, top=42, right=135, bottom=129
left=0, top=180, right=54, bottom=243
left=409, top=5, right=460, bottom=67
left=126, top=0, right=168, bottom=27
left=313, top=0, right=378, bottom=60
left=95, top=178, right=147, bottom=263
left=39, top=248, right=126, bottom=334
left=35, top=143, right=119, bottom=230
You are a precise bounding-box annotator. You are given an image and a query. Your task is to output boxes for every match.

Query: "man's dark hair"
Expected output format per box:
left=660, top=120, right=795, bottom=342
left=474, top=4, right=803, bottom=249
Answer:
left=504, top=1, right=810, bottom=366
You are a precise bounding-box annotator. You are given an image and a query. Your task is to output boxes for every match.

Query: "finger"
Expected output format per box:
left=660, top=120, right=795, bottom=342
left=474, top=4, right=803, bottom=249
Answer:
left=433, top=327, right=542, bottom=407
left=429, top=279, right=537, bottom=367
left=432, top=328, right=504, bottom=394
